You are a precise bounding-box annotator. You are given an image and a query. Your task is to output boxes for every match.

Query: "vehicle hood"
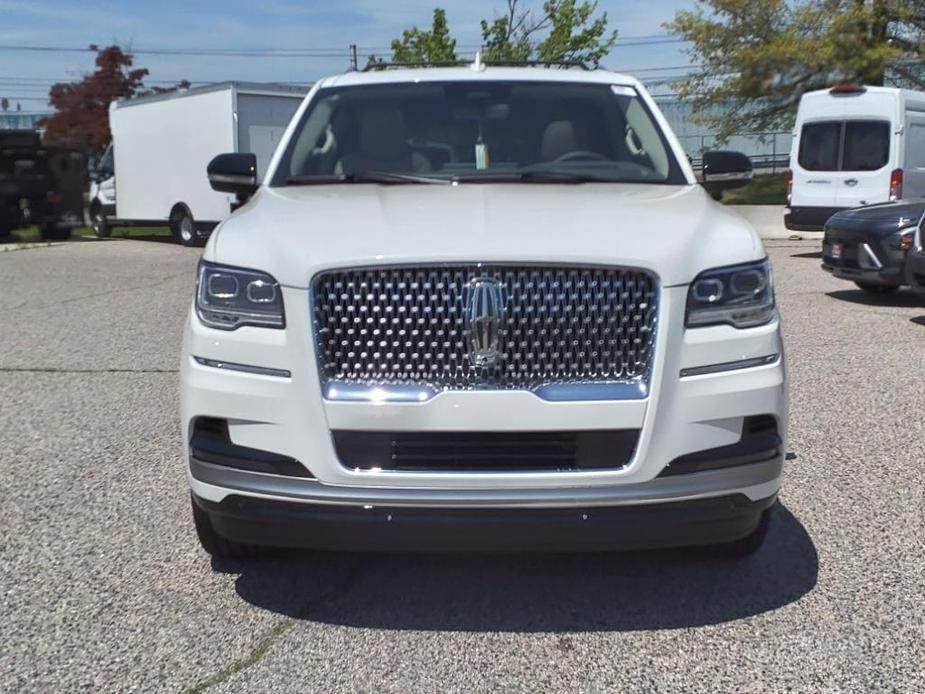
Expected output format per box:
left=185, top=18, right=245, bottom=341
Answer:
left=208, top=183, right=764, bottom=288
left=827, top=201, right=925, bottom=233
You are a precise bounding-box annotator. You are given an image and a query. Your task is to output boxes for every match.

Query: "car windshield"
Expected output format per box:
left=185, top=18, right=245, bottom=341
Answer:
left=272, top=80, right=685, bottom=186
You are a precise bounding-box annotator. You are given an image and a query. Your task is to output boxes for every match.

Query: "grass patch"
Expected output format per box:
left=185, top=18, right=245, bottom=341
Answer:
left=0, top=224, right=171, bottom=245
left=114, top=225, right=172, bottom=238
left=723, top=172, right=788, bottom=205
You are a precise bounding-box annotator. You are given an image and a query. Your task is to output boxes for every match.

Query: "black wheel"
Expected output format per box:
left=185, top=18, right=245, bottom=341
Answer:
left=171, top=207, right=199, bottom=247
left=704, top=505, right=773, bottom=559
left=91, top=205, right=110, bottom=238
left=191, top=495, right=260, bottom=559
left=854, top=281, right=898, bottom=294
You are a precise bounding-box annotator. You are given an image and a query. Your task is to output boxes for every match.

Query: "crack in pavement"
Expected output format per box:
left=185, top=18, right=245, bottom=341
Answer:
left=183, top=560, right=369, bottom=694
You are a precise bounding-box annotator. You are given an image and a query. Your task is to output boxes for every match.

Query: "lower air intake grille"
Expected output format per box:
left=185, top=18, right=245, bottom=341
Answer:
left=332, top=430, right=639, bottom=472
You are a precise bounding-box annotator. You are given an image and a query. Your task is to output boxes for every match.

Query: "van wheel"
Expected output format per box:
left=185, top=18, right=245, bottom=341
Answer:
left=854, top=282, right=898, bottom=294
left=170, top=207, right=199, bottom=247
left=191, top=495, right=260, bottom=559
left=91, top=205, right=111, bottom=238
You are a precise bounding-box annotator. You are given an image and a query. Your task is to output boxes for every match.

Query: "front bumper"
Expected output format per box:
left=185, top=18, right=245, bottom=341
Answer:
left=182, top=282, right=787, bottom=549
left=193, top=490, right=777, bottom=552
left=908, top=246, right=925, bottom=294
left=821, top=230, right=907, bottom=287
left=786, top=206, right=845, bottom=232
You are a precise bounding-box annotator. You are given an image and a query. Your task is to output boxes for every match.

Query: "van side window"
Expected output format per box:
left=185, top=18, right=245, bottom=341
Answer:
left=798, top=122, right=840, bottom=171
left=843, top=122, right=889, bottom=171
left=909, top=122, right=925, bottom=170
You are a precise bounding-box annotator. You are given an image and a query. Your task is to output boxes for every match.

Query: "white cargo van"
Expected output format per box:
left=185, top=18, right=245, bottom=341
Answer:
left=107, top=82, right=307, bottom=245
left=786, top=84, right=925, bottom=231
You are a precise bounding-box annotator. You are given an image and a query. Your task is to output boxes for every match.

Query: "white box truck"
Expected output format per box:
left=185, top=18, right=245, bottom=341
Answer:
left=105, top=82, right=307, bottom=245
left=786, top=84, right=925, bottom=231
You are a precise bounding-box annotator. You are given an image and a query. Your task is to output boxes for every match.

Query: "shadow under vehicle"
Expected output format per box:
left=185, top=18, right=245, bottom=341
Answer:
left=821, top=200, right=925, bottom=294
left=0, top=130, right=87, bottom=241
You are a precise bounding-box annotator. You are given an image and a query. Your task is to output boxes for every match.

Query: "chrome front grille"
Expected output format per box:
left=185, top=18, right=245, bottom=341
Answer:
left=311, top=264, right=658, bottom=399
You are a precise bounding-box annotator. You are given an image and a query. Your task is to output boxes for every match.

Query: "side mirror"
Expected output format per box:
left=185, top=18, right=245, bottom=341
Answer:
left=207, top=152, right=258, bottom=200
left=702, top=150, right=753, bottom=199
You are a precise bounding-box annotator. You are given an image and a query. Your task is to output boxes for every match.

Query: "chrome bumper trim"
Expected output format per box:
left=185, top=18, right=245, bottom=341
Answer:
left=859, top=243, right=883, bottom=270
left=680, top=353, right=779, bottom=378
left=322, top=379, right=648, bottom=403
left=189, top=455, right=783, bottom=509
left=193, top=356, right=291, bottom=379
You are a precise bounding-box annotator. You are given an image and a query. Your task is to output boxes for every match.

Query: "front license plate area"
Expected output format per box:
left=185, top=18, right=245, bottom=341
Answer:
left=830, top=242, right=843, bottom=260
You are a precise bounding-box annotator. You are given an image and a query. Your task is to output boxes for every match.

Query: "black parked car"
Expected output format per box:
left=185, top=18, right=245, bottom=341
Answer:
left=821, top=201, right=925, bottom=294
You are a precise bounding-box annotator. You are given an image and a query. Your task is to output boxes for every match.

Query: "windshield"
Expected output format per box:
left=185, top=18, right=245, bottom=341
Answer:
left=271, top=80, right=685, bottom=185
left=95, top=144, right=114, bottom=178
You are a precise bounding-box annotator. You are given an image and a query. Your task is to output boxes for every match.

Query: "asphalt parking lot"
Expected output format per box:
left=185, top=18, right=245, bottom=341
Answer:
left=1, top=237, right=923, bottom=693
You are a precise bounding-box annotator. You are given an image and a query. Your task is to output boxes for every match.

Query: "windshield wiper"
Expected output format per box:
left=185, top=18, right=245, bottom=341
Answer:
left=452, top=169, right=618, bottom=184
left=286, top=171, right=450, bottom=185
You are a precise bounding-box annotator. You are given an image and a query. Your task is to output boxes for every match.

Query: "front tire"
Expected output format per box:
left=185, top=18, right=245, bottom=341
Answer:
left=91, top=205, right=111, bottom=238
left=854, top=281, right=898, bottom=294
left=170, top=207, right=199, bottom=247
left=191, top=495, right=260, bottom=559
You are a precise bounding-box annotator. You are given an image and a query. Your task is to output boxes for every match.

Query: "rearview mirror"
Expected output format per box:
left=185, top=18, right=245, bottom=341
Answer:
left=702, top=150, right=753, bottom=200
left=207, top=152, right=258, bottom=200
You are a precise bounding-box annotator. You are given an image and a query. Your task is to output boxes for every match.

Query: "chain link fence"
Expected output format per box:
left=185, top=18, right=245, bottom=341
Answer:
left=676, top=132, right=793, bottom=174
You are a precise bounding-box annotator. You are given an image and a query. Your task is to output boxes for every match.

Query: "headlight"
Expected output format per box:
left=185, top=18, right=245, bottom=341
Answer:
left=686, top=258, right=775, bottom=329
left=196, top=260, right=284, bottom=330
left=894, top=229, right=914, bottom=251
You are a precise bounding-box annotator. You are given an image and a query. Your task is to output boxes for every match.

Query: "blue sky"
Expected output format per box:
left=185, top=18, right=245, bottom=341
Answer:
left=0, top=0, right=697, bottom=112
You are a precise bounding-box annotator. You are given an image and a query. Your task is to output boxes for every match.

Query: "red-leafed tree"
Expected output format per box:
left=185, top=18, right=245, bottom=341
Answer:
left=42, top=44, right=189, bottom=153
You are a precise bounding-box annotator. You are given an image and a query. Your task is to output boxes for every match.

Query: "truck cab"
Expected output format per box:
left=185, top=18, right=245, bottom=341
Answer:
left=88, top=144, right=116, bottom=237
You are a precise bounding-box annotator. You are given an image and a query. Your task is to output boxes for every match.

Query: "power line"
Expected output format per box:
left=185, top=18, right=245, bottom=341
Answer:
left=0, top=44, right=350, bottom=57
left=0, top=34, right=687, bottom=58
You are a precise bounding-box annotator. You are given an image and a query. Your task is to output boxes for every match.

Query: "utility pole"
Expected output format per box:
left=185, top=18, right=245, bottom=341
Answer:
left=349, top=44, right=358, bottom=71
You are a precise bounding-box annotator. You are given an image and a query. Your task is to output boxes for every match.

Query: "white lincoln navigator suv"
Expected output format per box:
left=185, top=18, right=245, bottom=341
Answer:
left=182, top=64, right=787, bottom=559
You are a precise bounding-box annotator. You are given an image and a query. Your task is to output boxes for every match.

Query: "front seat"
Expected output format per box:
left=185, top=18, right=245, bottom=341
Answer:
left=540, top=120, right=580, bottom=161
left=337, top=106, right=430, bottom=174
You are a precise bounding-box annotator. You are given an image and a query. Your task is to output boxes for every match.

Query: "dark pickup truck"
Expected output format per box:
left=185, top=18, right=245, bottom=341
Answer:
left=0, top=130, right=87, bottom=241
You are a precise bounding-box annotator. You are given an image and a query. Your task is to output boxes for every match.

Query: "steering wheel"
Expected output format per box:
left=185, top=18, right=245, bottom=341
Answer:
left=554, top=150, right=610, bottom=163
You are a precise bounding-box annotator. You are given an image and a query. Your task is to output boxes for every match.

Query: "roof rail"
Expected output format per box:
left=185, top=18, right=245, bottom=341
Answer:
left=362, top=58, right=592, bottom=72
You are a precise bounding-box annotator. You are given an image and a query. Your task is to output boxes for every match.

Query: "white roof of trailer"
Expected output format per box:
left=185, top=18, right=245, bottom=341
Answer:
left=113, top=81, right=310, bottom=109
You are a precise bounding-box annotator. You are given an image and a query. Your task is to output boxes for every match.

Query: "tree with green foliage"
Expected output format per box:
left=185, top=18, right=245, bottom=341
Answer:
left=666, top=0, right=925, bottom=141
left=536, top=1, right=617, bottom=65
left=480, top=1, right=537, bottom=63
left=481, top=0, right=617, bottom=65
left=389, top=8, right=458, bottom=65
left=381, top=2, right=617, bottom=68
